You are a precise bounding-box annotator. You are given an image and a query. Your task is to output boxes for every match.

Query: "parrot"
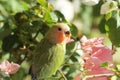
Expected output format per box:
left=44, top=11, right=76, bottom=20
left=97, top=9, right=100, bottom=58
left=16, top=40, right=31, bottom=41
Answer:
left=29, top=23, right=71, bottom=80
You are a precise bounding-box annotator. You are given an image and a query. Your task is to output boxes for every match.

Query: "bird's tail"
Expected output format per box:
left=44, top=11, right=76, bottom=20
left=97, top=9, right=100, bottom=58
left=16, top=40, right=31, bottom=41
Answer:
left=28, top=66, right=38, bottom=80
left=28, top=66, right=32, bottom=75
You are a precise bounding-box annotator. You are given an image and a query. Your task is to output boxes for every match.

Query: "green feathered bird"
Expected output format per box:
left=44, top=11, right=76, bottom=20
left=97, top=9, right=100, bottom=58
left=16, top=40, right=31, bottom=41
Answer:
left=29, top=23, right=71, bottom=80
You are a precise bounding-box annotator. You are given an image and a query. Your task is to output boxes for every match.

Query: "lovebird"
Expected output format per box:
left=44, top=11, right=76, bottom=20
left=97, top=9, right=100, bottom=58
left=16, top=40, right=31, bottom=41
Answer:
left=29, top=23, right=71, bottom=80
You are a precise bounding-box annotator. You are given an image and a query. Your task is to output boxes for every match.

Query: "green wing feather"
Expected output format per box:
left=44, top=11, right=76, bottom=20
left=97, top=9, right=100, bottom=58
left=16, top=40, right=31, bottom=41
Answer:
left=31, top=38, right=66, bottom=79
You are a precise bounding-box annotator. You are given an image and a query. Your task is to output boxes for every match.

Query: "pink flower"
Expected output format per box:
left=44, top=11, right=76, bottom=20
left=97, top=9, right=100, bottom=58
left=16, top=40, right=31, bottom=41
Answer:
left=84, top=57, right=114, bottom=75
left=0, top=60, right=20, bottom=74
left=80, top=36, right=105, bottom=55
left=66, top=38, right=74, bottom=44
left=80, top=36, right=114, bottom=60
left=74, top=36, right=114, bottom=80
left=92, top=47, right=113, bottom=63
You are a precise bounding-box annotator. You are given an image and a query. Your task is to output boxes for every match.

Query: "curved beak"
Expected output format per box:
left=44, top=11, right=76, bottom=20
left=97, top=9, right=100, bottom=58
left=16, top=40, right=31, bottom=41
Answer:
left=65, top=31, right=71, bottom=38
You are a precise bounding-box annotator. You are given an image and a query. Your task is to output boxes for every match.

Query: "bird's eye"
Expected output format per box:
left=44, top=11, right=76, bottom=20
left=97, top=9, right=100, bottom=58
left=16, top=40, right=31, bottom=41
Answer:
left=58, top=27, right=62, bottom=31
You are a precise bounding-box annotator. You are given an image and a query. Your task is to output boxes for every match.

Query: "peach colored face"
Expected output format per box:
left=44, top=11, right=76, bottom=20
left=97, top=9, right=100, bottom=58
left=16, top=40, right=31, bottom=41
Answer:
left=49, top=23, right=71, bottom=44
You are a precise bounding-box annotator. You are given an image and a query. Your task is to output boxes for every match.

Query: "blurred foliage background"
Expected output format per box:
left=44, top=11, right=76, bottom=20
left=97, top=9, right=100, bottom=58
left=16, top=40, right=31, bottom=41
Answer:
left=0, top=0, right=120, bottom=80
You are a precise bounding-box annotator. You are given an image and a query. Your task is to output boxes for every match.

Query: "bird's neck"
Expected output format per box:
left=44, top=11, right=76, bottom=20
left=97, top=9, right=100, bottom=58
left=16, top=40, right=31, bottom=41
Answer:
left=45, top=34, right=66, bottom=45
left=44, top=37, right=66, bottom=50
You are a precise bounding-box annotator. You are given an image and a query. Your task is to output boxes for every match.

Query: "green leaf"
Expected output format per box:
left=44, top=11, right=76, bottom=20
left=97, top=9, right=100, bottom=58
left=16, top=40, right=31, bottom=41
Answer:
left=11, top=68, right=25, bottom=80
left=0, top=29, right=11, bottom=40
left=109, top=1, right=114, bottom=9
left=2, top=35, right=19, bottom=52
left=50, top=12, right=58, bottom=22
left=43, top=9, right=54, bottom=23
left=93, top=0, right=103, bottom=17
left=14, top=12, right=28, bottom=25
left=105, top=24, right=109, bottom=31
left=99, top=17, right=106, bottom=33
left=42, top=6, right=55, bottom=23
left=110, top=75, right=118, bottom=80
left=106, top=11, right=120, bottom=47
left=68, top=23, right=78, bottom=38
left=66, top=41, right=76, bottom=51
left=39, top=22, right=50, bottom=35
left=17, top=31, right=32, bottom=44
left=53, top=10, right=67, bottom=22
left=116, top=65, right=120, bottom=71
left=37, top=0, right=47, bottom=7
left=100, top=62, right=109, bottom=68
left=105, top=12, right=112, bottom=21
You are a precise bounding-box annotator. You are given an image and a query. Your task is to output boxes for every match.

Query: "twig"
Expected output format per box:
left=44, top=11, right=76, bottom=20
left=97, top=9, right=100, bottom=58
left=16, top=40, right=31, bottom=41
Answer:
left=62, top=62, right=80, bottom=67
left=64, top=48, right=77, bottom=64
left=62, top=63, right=76, bottom=67
left=82, top=73, right=114, bottom=80
left=58, top=69, right=67, bottom=80
left=112, top=44, right=114, bottom=50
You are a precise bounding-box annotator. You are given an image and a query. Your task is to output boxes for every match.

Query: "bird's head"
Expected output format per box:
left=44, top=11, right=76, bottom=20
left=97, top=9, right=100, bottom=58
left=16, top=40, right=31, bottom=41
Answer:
left=45, top=23, right=71, bottom=44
